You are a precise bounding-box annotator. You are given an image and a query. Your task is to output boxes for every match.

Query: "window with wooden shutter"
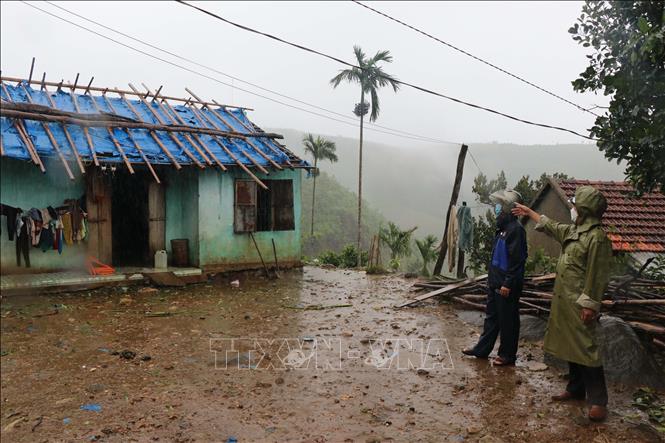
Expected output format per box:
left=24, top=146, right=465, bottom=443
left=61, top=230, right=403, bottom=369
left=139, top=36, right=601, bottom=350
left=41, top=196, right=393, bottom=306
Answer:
left=234, top=180, right=257, bottom=233
left=271, top=180, right=295, bottom=231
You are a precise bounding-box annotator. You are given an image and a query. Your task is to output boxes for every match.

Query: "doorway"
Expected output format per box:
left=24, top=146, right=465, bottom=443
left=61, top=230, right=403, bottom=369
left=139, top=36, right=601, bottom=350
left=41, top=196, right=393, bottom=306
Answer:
left=111, top=169, right=150, bottom=267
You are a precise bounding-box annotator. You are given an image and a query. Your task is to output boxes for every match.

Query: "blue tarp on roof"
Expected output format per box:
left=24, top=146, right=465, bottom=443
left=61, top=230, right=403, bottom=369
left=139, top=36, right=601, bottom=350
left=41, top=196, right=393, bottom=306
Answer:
left=0, top=81, right=308, bottom=170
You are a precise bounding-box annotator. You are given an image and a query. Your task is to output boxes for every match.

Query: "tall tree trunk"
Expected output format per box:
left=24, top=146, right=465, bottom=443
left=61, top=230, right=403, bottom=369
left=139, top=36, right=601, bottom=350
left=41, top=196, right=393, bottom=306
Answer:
left=357, top=90, right=365, bottom=268
left=310, top=157, right=318, bottom=236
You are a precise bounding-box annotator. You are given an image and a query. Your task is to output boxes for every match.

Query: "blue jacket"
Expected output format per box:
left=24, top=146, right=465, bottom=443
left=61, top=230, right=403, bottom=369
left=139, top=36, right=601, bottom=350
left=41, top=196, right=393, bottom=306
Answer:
left=488, top=215, right=527, bottom=290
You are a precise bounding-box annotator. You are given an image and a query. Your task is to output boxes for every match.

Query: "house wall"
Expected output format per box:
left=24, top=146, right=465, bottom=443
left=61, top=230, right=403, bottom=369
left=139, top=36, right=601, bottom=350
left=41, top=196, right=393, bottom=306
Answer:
left=524, top=189, right=571, bottom=257
left=197, top=168, right=302, bottom=269
left=0, top=158, right=86, bottom=273
left=164, top=168, right=200, bottom=267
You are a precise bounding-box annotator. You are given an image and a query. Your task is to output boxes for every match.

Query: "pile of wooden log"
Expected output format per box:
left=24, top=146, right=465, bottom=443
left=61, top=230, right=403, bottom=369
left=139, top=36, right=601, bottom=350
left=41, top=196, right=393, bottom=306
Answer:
left=399, top=273, right=665, bottom=349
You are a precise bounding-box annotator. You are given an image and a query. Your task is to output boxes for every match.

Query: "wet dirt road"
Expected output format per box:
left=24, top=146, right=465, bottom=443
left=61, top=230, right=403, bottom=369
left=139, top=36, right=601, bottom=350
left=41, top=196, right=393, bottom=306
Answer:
left=1, top=267, right=661, bottom=442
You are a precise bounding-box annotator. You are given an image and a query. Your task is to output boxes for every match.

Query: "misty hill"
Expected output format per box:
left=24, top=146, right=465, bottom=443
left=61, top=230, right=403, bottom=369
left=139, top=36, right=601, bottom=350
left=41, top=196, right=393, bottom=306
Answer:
left=276, top=128, right=626, bottom=238
left=300, top=171, right=388, bottom=257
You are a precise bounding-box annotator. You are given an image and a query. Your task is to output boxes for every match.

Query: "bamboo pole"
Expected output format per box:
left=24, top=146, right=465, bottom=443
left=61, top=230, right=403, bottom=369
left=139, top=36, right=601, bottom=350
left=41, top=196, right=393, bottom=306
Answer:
left=212, top=98, right=293, bottom=167
left=20, top=84, right=75, bottom=180
left=101, top=93, right=160, bottom=182
left=72, top=85, right=135, bottom=174
left=116, top=91, right=182, bottom=170
left=187, top=104, right=267, bottom=190
left=0, top=133, right=4, bottom=156
left=1, top=82, right=45, bottom=171
left=127, top=83, right=204, bottom=169
left=67, top=86, right=100, bottom=166
left=39, top=85, right=86, bottom=174
left=208, top=106, right=282, bottom=170
left=159, top=99, right=225, bottom=169
left=141, top=83, right=213, bottom=166
left=0, top=76, right=253, bottom=111
left=192, top=105, right=270, bottom=175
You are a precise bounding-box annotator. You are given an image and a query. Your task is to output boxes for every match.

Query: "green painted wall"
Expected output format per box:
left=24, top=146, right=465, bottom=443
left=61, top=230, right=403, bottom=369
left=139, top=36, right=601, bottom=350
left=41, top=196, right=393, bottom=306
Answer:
left=0, top=158, right=86, bottom=272
left=197, top=169, right=302, bottom=267
left=164, top=168, right=200, bottom=266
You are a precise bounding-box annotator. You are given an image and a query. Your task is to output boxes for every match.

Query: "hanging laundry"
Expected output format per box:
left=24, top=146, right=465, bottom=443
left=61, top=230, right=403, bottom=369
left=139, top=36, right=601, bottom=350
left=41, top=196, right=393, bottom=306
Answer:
left=62, top=212, right=74, bottom=245
left=457, top=205, right=475, bottom=252
left=1, top=204, right=20, bottom=241
left=15, top=218, right=31, bottom=268
left=447, top=205, right=459, bottom=273
left=40, top=208, right=52, bottom=225
left=39, top=224, right=55, bottom=252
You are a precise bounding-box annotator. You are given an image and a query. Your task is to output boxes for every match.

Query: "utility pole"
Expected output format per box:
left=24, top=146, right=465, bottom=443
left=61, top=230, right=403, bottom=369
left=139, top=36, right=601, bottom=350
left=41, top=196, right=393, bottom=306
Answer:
left=433, top=144, right=468, bottom=276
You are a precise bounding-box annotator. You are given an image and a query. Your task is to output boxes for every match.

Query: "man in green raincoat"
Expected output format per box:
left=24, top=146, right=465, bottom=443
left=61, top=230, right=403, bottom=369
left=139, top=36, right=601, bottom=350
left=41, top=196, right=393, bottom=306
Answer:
left=512, top=185, right=612, bottom=422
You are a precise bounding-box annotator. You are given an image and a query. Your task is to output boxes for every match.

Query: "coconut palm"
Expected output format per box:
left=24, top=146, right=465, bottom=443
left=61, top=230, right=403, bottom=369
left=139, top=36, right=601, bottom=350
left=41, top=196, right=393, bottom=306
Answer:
left=330, top=45, right=400, bottom=267
left=303, top=134, right=338, bottom=236
left=379, top=222, right=416, bottom=270
left=415, top=235, right=439, bottom=277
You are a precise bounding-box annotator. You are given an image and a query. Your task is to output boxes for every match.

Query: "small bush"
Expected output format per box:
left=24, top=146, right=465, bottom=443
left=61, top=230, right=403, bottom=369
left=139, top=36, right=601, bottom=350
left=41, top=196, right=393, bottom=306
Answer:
left=339, top=244, right=368, bottom=268
left=319, top=250, right=341, bottom=267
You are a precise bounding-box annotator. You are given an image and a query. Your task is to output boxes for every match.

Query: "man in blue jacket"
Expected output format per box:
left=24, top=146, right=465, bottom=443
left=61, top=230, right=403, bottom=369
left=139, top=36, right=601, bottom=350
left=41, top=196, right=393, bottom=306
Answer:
left=463, top=189, right=528, bottom=366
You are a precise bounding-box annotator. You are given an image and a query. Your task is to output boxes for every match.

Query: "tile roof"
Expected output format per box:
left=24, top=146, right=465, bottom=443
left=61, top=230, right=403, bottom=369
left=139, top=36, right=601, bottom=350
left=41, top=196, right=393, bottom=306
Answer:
left=557, top=179, right=665, bottom=253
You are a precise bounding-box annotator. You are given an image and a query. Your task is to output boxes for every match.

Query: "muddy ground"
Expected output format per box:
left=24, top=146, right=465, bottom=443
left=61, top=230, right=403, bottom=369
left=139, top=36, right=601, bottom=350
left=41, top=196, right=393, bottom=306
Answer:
left=1, top=267, right=662, bottom=442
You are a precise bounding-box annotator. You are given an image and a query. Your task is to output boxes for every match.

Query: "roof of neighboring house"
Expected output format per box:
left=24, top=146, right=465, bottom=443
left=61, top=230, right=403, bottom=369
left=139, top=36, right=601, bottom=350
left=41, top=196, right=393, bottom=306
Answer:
left=528, top=178, right=665, bottom=253
left=0, top=77, right=309, bottom=186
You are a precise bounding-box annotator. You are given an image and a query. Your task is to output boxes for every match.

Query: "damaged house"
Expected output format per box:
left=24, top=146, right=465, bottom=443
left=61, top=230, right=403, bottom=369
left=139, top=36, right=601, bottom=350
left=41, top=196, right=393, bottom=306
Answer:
left=0, top=75, right=311, bottom=275
left=523, top=178, right=665, bottom=266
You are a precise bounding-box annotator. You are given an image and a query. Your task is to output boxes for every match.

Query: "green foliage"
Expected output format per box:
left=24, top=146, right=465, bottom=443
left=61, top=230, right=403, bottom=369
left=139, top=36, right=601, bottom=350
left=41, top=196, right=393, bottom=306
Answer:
left=378, top=222, right=417, bottom=260
left=415, top=234, right=439, bottom=276
left=632, top=387, right=665, bottom=432
left=330, top=46, right=400, bottom=122
left=570, top=1, right=665, bottom=193
left=514, top=172, right=571, bottom=205
left=472, top=171, right=507, bottom=204
left=525, top=247, right=558, bottom=274
left=643, top=255, right=665, bottom=281
left=469, top=209, right=496, bottom=273
left=318, top=244, right=368, bottom=268
left=301, top=171, right=388, bottom=256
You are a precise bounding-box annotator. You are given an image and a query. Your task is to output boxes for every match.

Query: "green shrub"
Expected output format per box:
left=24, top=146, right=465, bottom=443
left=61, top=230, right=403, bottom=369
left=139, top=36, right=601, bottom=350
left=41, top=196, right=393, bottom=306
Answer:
left=319, top=250, right=341, bottom=267
left=339, top=244, right=368, bottom=268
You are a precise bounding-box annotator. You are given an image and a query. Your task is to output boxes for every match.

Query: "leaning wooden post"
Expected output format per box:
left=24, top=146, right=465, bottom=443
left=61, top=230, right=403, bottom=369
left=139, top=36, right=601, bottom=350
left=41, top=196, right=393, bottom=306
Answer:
left=433, top=144, right=468, bottom=276
left=127, top=83, right=204, bottom=169
left=20, top=84, right=75, bottom=180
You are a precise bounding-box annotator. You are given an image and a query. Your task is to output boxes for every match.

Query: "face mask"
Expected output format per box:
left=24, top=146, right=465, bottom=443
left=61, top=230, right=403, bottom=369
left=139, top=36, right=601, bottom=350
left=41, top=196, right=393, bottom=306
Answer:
left=570, top=207, right=578, bottom=223
left=494, top=203, right=502, bottom=217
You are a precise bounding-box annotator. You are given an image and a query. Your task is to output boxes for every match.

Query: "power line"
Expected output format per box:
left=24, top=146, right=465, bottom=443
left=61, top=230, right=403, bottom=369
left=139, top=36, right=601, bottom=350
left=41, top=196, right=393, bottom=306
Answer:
left=43, top=1, right=456, bottom=145
left=175, top=1, right=596, bottom=141
left=19, top=2, right=458, bottom=146
left=351, top=1, right=599, bottom=117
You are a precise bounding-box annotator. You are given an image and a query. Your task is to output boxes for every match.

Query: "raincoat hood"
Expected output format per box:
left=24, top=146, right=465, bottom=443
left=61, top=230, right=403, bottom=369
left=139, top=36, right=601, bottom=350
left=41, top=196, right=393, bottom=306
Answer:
left=573, top=186, right=607, bottom=229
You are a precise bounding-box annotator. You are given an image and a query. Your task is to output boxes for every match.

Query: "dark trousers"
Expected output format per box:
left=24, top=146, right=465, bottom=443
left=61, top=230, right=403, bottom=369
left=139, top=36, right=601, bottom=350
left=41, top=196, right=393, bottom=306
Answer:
left=15, top=223, right=30, bottom=268
left=566, top=362, right=608, bottom=406
left=471, top=287, right=521, bottom=362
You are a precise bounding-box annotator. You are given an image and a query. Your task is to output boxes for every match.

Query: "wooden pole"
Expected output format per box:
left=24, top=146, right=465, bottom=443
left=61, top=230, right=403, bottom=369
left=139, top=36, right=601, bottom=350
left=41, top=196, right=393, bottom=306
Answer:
left=141, top=83, right=213, bottom=166
left=127, top=83, right=204, bottom=169
left=186, top=104, right=268, bottom=190
left=20, top=84, right=75, bottom=180
left=271, top=238, right=280, bottom=278
left=117, top=91, right=182, bottom=170
left=40, top=85, right=86, bottom=174
left=0, top=133, right=4, bottom=156
left=67, top=86, right=100, bottom=166
left=1, top=75, right=253, bottom=111
left=28, top=57, right=35, bottom=84
left=212, top=98, right=293, bottom=168
left=433, top=144, right=468, bottom=275
left=250, top=232, right=270, bottom=278
left=456, top=248, right=465, bottom=278
left=1, top=82, right=45, bottom=171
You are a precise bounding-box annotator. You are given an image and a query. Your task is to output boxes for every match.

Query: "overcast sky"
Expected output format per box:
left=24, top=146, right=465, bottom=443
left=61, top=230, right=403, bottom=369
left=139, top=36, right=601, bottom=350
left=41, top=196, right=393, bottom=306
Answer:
left=1, top=1, right=605, bottom=147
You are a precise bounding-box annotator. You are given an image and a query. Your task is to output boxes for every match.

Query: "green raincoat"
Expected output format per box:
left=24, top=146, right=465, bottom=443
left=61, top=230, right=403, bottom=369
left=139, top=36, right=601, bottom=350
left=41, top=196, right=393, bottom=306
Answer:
left=535, top=186, right=612, bottom=367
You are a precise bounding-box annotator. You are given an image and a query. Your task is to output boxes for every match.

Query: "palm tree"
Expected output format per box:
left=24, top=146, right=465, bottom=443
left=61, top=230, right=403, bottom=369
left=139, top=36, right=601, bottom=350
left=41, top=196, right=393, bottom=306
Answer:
left=415, top=235, right=439, bottom=277
left=303, top=134, right=338, bottom=236
left=330, top=45, right=400, bottom=267
left=379, top=222, right=416, bottom=270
